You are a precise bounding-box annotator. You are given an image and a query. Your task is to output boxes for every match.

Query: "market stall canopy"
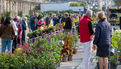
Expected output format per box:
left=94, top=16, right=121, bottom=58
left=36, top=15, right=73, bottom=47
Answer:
left=109, top=7, right=121, bottom=13
left=110, top=13, right=118, bottom=19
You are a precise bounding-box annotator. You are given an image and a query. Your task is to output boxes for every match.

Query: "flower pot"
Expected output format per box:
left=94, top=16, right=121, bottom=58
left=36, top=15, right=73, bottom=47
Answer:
left=62, top=56, right=68, bottom=62
left=32, top=66, right=40, bottom=69
left=68, top=55, right=73, bottom=61
left=9, top=67, right=15, bottom=69
left=55, top=62, right=60, bottom=68
left=73, top=49, right=77, bottom=54
left=110, top=63, right=117, bottom=69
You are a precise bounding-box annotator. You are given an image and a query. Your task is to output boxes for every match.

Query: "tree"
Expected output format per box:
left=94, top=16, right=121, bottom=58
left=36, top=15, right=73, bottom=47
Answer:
left=42, top=0, right=47, bottom=3
left=114, top=0, right=121, bottom=7
left=81, top=1, right=86, bottom=6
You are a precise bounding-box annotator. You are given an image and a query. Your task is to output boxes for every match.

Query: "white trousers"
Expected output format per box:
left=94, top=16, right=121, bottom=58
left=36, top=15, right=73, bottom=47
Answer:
left=80, top=41, right=92, bottom=69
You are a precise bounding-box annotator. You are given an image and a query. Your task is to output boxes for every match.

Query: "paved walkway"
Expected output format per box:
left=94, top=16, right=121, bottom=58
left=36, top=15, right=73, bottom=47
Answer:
left=56, top=39, right=121, bottom=69
left=57, top=40, right=97, bottom=69
left=0, top=39, right=1, bottom=53
left=0, top=37, right=121, bottom=69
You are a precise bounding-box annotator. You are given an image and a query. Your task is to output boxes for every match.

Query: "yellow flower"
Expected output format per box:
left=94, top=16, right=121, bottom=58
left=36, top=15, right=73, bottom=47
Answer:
left=62, top=22, right=65, bottom=26
left=41, top=26, right=44, bottom=30
left=49, top=24, right=52, bottom=27
left=61, top=55, right=63, bottom=57
left=73, top=18, right=78, bottom=22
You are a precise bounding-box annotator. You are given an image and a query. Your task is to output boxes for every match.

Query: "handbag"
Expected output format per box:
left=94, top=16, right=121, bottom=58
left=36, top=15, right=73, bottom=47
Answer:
left=110, top=47, right=115, bottom=56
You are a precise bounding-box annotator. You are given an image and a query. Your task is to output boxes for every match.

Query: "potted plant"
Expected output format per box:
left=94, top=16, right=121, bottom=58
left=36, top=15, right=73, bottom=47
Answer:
left=32, top=31, right=38, bottom=37
left=110, top=30, right=121, bottom=69
left=37, top=29, right=42, bottom=36
left=73, top=47, right=78, bottom=54
left=110, top=51, right=118, bottom=69
left=61, top=46, right=68, bottom=62
left=27, top=32, right=33, bottom=38
left=68, top=49, right=73, bottom=61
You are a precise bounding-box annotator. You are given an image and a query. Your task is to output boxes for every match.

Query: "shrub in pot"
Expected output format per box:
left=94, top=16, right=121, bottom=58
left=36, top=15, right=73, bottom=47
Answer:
left=37, top=29, right=42, bottom=36
left=73, top=48, right=77, bottom=54
left=61, top=46, right=68, bottom=62
left=110, top=30, right=121, bottom=69
left=27, top=32, right=33, bottom=38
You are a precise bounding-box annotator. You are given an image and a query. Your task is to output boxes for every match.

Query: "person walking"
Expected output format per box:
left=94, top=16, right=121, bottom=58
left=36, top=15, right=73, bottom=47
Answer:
left=93, top=11, right=112, bottom=69
left=11, top=16, right=18, bottom=53
left=78, top=10, right=94, bottom=69
left=0, top=17, right=15, bottom=53
left=45, top=13, right=52, bottom=28
left=53, top=14, right=59, bottom=26
left=34, top=13, right=39, bottom=29
left=14, top=18, right=22, bottom=44
left=20, top=17, right=27, bottom=45
left=29, top=13, right=36, bottom=31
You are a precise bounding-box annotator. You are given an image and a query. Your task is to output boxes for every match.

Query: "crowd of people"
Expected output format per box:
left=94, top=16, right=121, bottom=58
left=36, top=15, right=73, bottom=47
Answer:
left=0, top=14, right=28, bottom=53
left=0, top=12, right=80, bottom=53
left=0, top=10, right=112, bottom=69
left=28, top=12, right=79, bottom=32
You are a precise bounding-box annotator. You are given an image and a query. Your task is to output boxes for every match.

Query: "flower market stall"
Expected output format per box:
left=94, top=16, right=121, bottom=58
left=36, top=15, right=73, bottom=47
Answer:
left=0, top=26, right=78, bottom=69
left=108, top=7, right=121, bottom=27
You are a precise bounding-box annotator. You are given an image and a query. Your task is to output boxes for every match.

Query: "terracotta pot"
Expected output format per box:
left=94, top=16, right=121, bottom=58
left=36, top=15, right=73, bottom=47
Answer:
left=73, top=49, right=77, bottom=54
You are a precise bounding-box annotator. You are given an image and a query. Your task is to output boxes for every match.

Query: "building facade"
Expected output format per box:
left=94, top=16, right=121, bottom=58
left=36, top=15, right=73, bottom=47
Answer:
left=0, top=0, right=41, bottom=16
left=50, top=0, right=78, bottom=3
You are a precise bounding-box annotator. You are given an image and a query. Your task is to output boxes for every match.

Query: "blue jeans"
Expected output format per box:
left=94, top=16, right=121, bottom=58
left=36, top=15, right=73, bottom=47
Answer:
left=2, top=38, right=13, bottom=53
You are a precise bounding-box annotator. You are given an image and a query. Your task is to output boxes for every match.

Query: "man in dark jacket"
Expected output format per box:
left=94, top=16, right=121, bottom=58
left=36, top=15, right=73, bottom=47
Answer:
left=29, top=13, right=37, bottom=31
left=53, top=15, right=59, bottom=26
left=45, top=13, right=52, bottom=28
left=63, top=13, right=72, bottom=32
left=20, top=17, right=26, bottom=45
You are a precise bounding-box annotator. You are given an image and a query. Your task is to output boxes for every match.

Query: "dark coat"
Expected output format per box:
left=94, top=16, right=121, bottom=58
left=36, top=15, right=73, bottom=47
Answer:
left=53, top=17, right=58, bottom=26
left=63, top=17, right=72, bottom=30
left=29, top=16, right=36, bottom=31
left=45, top=17, right=50, bottom=26
left=93, top=20, right=112, bottom=46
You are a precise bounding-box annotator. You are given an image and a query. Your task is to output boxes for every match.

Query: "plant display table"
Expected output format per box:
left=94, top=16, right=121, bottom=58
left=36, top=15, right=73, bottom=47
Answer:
left=0, top=26, right=78, bottom=69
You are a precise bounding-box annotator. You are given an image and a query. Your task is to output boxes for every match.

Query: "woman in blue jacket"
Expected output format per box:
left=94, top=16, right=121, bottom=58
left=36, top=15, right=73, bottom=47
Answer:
left=93, top=12, right=112, bottom=69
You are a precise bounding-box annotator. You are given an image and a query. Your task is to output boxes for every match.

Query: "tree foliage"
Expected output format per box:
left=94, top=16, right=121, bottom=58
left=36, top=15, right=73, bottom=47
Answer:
left=69, top=1, right=86, bottom=7
left=114, top=0, right=121, bottom=6
left=42, top=0, right=47, bottom=3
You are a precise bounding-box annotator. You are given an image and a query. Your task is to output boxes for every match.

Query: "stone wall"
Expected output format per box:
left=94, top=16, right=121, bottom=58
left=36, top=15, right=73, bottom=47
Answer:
left=0, top=0, right=40, bottom=16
